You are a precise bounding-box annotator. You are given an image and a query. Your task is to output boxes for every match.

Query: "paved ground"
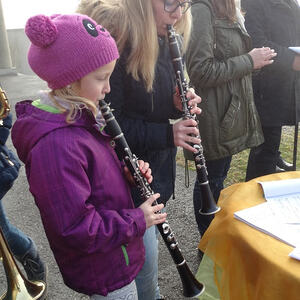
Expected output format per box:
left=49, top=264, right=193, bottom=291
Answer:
left=0, top=73, right=202, bottom=299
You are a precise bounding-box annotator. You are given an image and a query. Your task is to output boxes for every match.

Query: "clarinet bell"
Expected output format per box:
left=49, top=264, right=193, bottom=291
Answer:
left=178, top=264, right=205, bottom=298
left=198, top=184, right=221, bottom=215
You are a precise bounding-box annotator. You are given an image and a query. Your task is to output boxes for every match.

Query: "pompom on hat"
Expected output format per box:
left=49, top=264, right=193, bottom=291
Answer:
left=25, top=14, right=119, bottom=89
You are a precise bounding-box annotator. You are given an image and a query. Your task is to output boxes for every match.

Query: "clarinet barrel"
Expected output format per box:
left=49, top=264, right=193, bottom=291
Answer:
left=99, top=99, right=205, bottom=298
left=167, top=24, right=220, bottom=215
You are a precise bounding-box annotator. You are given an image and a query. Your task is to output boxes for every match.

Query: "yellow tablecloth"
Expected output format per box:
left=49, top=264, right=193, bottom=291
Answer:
left=199, top=172, right=300, bottom=300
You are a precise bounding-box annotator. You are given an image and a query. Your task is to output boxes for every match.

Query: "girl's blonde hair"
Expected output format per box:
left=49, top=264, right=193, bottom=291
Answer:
left=77, top=0, right=192, bottom=92
left=49, top=86, right=97, bottom=123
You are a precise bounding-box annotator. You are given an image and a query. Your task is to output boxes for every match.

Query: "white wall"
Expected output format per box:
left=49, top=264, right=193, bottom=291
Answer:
left=7, top=28, right=34, bottom=75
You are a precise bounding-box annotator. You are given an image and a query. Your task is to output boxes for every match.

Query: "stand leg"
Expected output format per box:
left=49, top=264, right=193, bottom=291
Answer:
left=292, top=123, right=298, bottom=171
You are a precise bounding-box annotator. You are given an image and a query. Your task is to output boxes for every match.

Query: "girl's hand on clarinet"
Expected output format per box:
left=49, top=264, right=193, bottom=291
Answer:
left=186, top=88, right=202, bottom=115
left=173, top=87, right=202, bottom=115
left=139, top=193, right=167, bottom=228
left=124, top=160, right=153, bottom=185
left=173, top=119, right=201, bottom=153
left=138, top=160, right=153, bottom=184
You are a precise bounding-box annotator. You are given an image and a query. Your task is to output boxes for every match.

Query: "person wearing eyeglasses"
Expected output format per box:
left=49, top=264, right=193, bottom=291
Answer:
left=77, top=1, right=200, bottom=299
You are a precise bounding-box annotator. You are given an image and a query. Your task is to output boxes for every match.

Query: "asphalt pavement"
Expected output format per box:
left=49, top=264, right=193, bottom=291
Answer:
left=0, top=73, right=201, bottom=299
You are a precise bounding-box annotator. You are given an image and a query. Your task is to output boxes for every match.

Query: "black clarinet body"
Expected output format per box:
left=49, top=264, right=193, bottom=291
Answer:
left=99, top=99, right=204, bottom=298
left=167, top=24, right=220, bottom=215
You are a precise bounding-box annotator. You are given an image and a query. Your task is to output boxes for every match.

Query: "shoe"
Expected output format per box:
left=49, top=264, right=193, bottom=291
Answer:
left=15, top=238, right=47, bottom=283
left=277, top=156, right=294, bottom=171
left=275, top=166, right=285, bottom=173
left=156, top=296, right=165, bottom=300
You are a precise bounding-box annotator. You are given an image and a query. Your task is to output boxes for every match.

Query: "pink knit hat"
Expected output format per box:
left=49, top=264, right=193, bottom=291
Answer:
left=25, top=14, right=119, bottom=89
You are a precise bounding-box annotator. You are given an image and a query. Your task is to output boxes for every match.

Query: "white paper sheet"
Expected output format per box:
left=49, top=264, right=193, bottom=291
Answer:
left=258, top=178, right=300, bottom=200
left=289, top=47, right=300, bottom=54
left=289, top=247, right=300, bottom=261
left=234, top=179, right=300, bottom=249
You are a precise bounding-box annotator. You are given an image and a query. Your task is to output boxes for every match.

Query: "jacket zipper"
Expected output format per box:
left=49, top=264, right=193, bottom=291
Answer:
left=151, top=93, right=154, bottom=113
left=121, top=245, right=129, bottom=266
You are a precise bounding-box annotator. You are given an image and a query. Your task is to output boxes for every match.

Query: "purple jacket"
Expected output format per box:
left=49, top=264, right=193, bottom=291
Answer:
left=12, top=101, right=146, bottom=296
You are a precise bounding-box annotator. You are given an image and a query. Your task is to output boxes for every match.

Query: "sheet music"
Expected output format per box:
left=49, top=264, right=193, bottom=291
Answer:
left=289, top=247, right=300, bottom=261
left=234, top=179, right=300, bottom=249
left=259, top=178, right=300, bottom=200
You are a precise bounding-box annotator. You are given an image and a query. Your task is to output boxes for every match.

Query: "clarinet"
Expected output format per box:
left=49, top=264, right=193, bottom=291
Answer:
left=167, top=24, right=220, bottom=215
left=99, top=99, right=205, bottom=298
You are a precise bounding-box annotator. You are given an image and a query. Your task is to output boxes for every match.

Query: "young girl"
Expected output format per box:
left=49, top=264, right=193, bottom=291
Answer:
left=76, top=1, right=202, bottom=299
left=11, top=13, right=166, bottom=299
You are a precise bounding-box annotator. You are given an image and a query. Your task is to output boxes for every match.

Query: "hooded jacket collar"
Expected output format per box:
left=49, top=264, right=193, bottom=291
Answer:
left=12, top=100, right=100, bottom=164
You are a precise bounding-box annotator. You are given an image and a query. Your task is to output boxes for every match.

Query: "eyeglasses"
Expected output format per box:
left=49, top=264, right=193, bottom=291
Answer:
left=164, top=0, right=192, bottom=14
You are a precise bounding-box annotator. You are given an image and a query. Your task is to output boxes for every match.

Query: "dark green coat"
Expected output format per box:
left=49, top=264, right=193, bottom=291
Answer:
left=186, top=0, right=264, bottom=161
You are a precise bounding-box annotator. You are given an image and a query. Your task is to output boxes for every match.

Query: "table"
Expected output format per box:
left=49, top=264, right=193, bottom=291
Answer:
left=198, top=172, right=300, bottom=300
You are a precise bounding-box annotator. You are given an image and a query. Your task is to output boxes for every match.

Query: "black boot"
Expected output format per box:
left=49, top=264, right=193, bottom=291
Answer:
left=277, top=156, right=294, bottom=171
left=275, top=165, right=285, bottom=173
left=15, top=238, right=47, bottom=283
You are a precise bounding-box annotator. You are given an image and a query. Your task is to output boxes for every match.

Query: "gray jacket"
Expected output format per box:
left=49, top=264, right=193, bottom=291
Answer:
left=186, top=0, right=263, bottom=160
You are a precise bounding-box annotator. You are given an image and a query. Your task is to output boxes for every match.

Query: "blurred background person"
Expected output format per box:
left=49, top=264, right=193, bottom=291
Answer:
left=0, top=109, right=47, bottom=285
left=242, top=0, right=300, bottom=180
left=186, top=0, right=276, bottom=237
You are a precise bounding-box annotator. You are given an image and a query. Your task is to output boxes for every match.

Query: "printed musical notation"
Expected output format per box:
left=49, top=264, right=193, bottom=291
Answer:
left=234, top=178, right=300, bottom=259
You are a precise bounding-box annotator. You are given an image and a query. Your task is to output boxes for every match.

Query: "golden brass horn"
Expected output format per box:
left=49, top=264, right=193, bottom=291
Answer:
left=0, top=86, right=10, bottom=121
left=0, top=228, right=46, bottom=300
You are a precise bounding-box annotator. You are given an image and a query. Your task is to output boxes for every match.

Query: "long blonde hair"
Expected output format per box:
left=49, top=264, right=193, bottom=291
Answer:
left=49, top=86, right=97, bottom=123
left=77, top=0, right=191, bottom=92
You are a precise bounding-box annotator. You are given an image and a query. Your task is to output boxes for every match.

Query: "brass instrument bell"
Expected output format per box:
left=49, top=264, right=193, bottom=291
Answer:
left=0, top=86, right=10, bottom=121
left=0, top=228, right=46, bottom=300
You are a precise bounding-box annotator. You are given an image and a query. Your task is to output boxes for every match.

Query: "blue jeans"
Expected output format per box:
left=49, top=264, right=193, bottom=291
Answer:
left=0, top=193, right=31, bottom=256
left=135, top=225, right=159, bottom=300
left=193, top=156, right=232, bottom=236
left=90, top=280, right=138, bottom=299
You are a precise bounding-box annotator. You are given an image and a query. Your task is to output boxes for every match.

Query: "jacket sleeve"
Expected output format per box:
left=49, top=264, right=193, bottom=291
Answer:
left=28, top=132, right=146, bottom=255
left=0, top=113, right=12, bottom=145
left=242, top=0, right=296, bottom=72
left=186, top=3, right=253, bottom=88
left=105, top=59, right=175, bottom=155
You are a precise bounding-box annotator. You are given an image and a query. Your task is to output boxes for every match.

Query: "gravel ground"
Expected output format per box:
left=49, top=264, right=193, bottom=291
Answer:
left=158, top=166, right=202, bottom=300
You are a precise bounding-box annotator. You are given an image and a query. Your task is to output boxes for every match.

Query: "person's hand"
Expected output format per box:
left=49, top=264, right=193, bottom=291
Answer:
left=124, top=160, right=153, bottom=185
left=137, top=160, right=153, bottom=184
left=248, top=47, right=277, bottom=69
left=139, top=193, right=167, bottom=228
left=173, top=87, right=202, bottom=115
left=292, top=55, right=300, bottom=71
left=173, top=118, right=200, bottom=153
